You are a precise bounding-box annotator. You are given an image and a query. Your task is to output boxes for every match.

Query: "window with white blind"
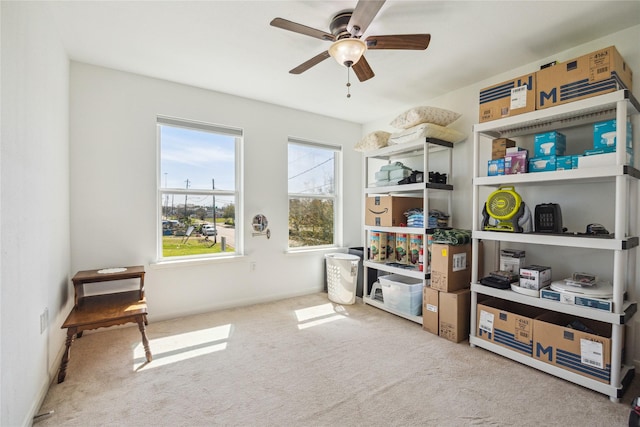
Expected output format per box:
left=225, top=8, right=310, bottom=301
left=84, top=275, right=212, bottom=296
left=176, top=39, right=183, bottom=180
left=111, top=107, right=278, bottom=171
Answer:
left=157, top=116, right=242, bottom=259
left=288, top=138, right=342, bottom=249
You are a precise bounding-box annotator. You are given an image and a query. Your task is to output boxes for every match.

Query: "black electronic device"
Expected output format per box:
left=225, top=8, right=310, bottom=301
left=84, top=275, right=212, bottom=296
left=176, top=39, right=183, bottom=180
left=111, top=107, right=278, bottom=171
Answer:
left=480, top=270, right=519, bottom=290
left=586, top=223, right=609, bottom=235
left=534, top=203, right=563, bottom=233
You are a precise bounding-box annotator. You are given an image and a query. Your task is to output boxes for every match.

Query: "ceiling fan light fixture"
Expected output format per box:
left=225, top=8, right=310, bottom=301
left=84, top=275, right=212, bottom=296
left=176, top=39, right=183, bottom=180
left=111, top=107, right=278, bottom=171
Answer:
left=328, top=38, right=367, bottom=67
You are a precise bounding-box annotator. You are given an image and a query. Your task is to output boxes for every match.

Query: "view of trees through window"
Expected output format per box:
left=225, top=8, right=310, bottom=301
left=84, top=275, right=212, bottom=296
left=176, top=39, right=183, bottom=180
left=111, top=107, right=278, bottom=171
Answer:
left=158, top=118, right=240, bottom=258
left=288, top=141, right=340, bottom=248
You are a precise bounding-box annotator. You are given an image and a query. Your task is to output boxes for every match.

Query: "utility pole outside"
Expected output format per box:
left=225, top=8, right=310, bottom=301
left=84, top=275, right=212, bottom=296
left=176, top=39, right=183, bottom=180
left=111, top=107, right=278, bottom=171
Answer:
left=184, top=179, right=190, bottom=219
left=212, top=178, right=217, bottom=244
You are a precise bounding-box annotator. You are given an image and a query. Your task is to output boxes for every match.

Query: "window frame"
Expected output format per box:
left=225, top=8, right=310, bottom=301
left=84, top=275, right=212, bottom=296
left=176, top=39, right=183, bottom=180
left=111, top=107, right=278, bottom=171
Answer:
left=287, top=137, right=343, bottom=250
left=156, top=116, right=243, bottom=261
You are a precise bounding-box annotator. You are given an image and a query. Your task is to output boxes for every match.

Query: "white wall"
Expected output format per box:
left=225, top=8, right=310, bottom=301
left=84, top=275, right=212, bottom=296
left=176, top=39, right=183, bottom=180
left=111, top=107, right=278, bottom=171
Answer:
left=2, top=4, right=638, bottom=424
left=69, top=63, right=363, bottom=321
left=1, top=2, right=71, bottom=426
left=363, top=25, right=640, bottom=367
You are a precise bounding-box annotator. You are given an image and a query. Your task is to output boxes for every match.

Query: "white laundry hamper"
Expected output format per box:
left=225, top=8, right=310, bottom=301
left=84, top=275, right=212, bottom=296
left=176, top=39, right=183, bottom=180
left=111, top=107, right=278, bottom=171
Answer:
left=324, top=253, right=360, bottom=305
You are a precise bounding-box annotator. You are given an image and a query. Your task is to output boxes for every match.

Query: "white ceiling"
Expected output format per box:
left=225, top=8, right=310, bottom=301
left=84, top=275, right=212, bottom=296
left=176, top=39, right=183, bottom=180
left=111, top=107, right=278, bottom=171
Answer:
left=47, top=1, right=640, bottom=124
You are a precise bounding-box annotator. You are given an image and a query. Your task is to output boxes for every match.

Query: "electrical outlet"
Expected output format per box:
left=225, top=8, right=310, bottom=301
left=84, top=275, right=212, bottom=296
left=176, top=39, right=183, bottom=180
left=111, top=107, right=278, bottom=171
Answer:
left=250, top=262, right=256, bottom=272
left=40, top=308, right=48, bottom=334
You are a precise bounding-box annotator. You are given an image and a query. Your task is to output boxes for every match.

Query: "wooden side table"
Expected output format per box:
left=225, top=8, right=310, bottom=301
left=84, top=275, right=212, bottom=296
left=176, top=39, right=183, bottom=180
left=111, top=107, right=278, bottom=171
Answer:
left=57, top=266, right=152, bottom=383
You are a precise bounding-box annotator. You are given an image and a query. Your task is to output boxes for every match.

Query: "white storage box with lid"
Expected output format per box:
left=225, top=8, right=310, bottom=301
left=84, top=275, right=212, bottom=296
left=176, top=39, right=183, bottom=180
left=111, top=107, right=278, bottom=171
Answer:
left=379, top=274, right=423, bottom=315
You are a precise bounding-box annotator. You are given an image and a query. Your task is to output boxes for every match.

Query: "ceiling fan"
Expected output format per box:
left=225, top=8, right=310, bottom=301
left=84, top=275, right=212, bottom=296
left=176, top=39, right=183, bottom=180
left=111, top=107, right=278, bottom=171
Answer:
left=270, top=0, right=431, bottom=83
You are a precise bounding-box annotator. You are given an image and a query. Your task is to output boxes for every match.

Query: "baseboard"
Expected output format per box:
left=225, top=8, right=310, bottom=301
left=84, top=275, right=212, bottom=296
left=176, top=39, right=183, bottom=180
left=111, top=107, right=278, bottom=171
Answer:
left=23, top=343, right=65, bottom=427
left=147, top=288, right=322, bottom=323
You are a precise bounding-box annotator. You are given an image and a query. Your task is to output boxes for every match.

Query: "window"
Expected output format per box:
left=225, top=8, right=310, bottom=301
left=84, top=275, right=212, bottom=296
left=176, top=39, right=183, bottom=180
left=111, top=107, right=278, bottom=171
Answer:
left=288, top=138, right=341, bottom=249
left=158, top=117, right=242, bottom=260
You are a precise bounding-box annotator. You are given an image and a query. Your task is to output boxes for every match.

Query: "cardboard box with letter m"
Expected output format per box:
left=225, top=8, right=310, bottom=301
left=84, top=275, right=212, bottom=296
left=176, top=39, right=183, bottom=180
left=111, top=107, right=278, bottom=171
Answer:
left=533, top=312, right=615, bottom=383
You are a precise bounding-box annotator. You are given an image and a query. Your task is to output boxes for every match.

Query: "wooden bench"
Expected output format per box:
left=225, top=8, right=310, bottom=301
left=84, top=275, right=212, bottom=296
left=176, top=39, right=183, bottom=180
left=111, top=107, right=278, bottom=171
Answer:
left=57, top=266, right=152, bottom=383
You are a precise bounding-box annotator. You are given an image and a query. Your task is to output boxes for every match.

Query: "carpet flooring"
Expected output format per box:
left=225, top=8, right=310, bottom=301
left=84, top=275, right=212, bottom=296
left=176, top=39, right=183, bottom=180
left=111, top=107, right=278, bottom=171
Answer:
left=36, top=292, right=638, bottom=426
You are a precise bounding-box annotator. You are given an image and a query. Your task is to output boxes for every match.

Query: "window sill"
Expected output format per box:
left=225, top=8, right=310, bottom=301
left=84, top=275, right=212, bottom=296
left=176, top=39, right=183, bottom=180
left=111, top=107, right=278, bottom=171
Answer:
left=285, top=246, right=348, bottom=256
left=149, top=254, right=247, bottom=270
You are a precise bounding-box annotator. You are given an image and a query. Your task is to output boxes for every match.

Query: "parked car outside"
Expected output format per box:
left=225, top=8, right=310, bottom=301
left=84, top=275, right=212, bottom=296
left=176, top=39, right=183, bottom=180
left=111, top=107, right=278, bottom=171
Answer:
left=202, top=225, right=217, bottom=236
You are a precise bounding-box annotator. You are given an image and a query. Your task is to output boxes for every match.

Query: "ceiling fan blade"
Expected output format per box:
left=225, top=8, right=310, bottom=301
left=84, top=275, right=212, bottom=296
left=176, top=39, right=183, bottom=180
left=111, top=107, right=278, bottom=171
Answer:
left=352, top=56, right=375, bottom=82
left=270, top=18, right=335, bottom=41
left=289, top=51, right=331, bottom=74
left=365, top=34, right=431, bottom=50
left=347, top=0, right=386, bottom=37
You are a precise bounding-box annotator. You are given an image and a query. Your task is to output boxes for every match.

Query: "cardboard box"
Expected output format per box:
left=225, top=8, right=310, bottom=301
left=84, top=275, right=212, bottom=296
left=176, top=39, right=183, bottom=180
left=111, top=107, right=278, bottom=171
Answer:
left=439, top=288, right=471, bottom=343
left=422, top=286, right=439, bottom=335
left=537, top=45, right=633, bottom=110
left=556, top=155, right=574, bottom=170
left=504, top=150, right=528, bottom=174
left=430, top=243, right=471, bottom=292
left=408, top=234, right=423, bottom=267
left=394, top=233, right=409, bottom=264
left=365, top=196, right=423, bottom=227
left=385, top=233, right=395, bottom=263
left=578, top=151, right=633, bottom=168
left=529, top=155, right=557, bottom=172
left=593, top=118, right=633, bottom=151
left=572, top=155, right=582, bottom=168
left=533, top=312, right=615, bottom=383
left=584, top=147, right=615, bottom=156
left=479, top=73, right=536, bottom=122
left=368, top=231, right=388, bottom=262
left=534, top=131, right=566, bottom=156
left=476, top=298, right=545, bottom=356
left=487, top=158, right=505, bottom=176
left=540, top=288, right=613, bottom=312
left=500, top=249, right=526, bottom=274
left=519, top=265, right=552, bottom=290
left=492, top=138, right=516, bottom=159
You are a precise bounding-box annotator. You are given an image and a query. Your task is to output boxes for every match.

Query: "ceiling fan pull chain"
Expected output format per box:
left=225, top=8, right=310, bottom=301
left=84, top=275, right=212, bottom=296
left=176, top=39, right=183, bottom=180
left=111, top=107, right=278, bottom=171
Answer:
left=346, top=67, right=352, bottom=98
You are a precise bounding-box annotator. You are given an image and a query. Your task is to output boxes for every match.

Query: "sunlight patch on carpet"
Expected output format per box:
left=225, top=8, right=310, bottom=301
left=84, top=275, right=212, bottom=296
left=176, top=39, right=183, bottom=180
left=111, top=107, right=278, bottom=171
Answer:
left=295, top=303, right=347, bottom=330
left=133, top=324, right=232, bottom=371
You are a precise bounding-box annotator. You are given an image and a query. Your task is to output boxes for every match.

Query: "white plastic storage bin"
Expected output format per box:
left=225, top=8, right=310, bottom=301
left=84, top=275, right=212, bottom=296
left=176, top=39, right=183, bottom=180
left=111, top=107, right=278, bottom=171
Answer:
left=379, top=274, right=423, bottom=315
left=325, top=253, right=360, bottom=305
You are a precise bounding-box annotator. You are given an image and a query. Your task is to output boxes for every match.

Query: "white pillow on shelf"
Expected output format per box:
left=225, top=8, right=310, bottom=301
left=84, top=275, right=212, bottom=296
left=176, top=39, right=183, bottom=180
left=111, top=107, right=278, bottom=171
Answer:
left=388, top=123, right=466, bottom=145
left=354, top=130, right=391, bottom=152
left=390, top=106, right=461, bottom=129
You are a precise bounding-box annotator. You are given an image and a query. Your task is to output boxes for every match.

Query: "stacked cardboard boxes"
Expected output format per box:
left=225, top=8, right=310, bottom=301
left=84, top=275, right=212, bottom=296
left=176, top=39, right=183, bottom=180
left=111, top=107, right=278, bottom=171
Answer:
left=479, top=45, right=633, bottom=123
left=423, top=242, right=478, bottom=343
